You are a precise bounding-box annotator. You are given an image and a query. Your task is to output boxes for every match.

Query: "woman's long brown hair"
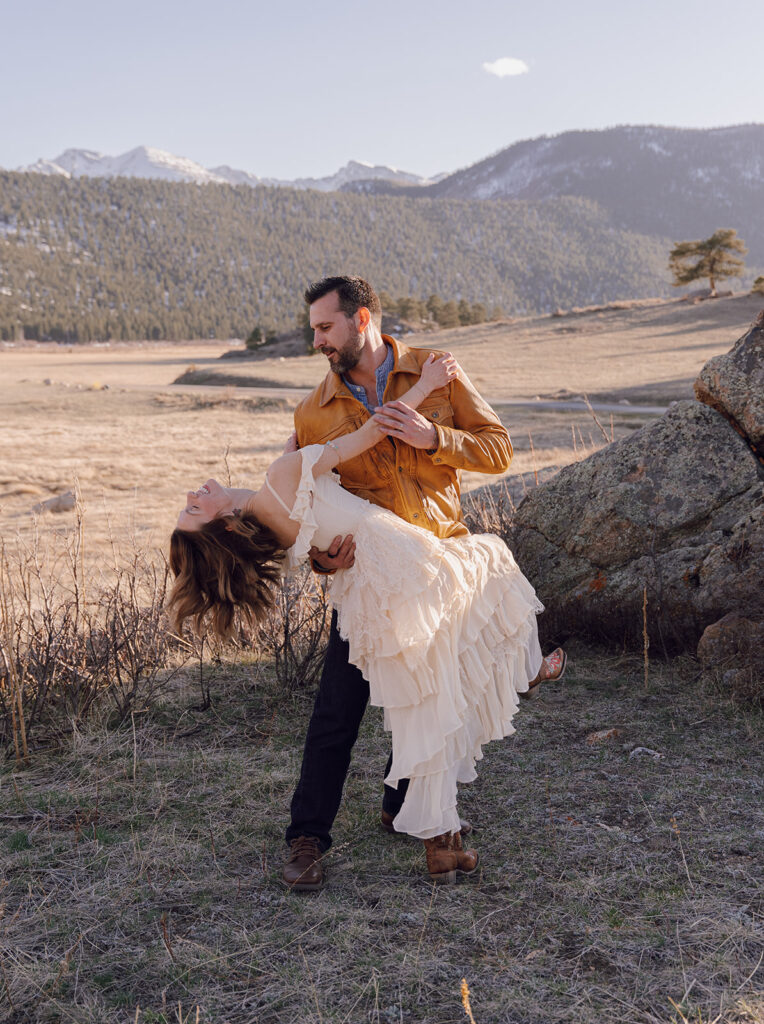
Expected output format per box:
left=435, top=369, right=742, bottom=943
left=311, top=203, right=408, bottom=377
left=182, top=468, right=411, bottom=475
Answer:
left=168, top=513, right=285, bottom=640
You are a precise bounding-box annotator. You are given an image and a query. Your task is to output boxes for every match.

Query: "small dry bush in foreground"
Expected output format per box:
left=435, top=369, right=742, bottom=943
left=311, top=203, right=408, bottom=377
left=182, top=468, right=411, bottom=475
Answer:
left=0, top=512, right=333, bottom=763
left=463, top=481, right=515, bottom=543
left=256, top=567, right=330, bottom=692
left=0, top=515, right=181, bottom=761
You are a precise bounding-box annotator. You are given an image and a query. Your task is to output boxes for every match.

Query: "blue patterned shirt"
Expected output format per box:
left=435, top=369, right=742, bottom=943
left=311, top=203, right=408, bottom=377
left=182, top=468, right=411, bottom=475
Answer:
left=342, top=343, right=395, bottom=412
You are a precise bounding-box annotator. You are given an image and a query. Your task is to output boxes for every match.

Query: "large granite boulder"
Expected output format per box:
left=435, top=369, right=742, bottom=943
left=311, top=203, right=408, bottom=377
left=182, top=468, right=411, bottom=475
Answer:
left=694, top=310, right=764, bottom=461
left=507, top=400, right=763, bottom=653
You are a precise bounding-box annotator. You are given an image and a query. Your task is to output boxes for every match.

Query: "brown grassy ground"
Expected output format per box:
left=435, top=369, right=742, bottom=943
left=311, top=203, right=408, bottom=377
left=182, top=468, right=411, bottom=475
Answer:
left=2, top=651, right=762, bottom=1023
left=159, top=294, right=763, bottom=403
left=2, top=293, right=761, bottom=569
left=1, top=294, right=762, bottom=1022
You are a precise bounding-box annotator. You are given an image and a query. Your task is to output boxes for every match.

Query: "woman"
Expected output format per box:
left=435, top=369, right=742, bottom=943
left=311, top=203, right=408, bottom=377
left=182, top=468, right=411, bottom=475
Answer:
left=169, top=355, right=565, bottom=884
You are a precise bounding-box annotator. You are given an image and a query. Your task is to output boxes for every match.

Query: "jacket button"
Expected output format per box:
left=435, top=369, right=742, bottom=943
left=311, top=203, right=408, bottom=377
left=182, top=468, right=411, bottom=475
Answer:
left=398, top=466, right=403, bottom=472
left=413, top=513, right=419, bottom=518
left=432, top=412, right=439, bottom=418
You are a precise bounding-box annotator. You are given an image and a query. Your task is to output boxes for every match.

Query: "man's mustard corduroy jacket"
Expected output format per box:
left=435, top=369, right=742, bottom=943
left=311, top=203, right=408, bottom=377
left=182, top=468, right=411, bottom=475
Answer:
left=294, top=335, right=512, bottom=539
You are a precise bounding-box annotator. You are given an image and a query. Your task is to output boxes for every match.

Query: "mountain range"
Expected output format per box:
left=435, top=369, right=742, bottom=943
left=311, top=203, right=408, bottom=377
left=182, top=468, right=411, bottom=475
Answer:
left=20, top=146, right=444, bottom=192
left=18, top=124, right=764, bottom=262
left=347, top=124, right=764, bottom=262
left=1, top=124, right=762, bottom=343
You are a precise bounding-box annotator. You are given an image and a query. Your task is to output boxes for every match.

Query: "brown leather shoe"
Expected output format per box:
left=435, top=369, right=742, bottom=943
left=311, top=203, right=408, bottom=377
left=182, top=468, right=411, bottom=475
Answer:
left=451, top=831, right=480, bottom=876
left=423, top=833, right=458, bottom=884
left=381, top=811, right=473, bottom=836
left=423, top=831, right=481, bottom=884
left=282, top=836, right=324, bottom=891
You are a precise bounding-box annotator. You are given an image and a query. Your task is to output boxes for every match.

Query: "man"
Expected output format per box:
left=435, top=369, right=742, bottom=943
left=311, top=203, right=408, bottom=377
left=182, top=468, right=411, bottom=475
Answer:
left=282, top=276, right=513, bottom=891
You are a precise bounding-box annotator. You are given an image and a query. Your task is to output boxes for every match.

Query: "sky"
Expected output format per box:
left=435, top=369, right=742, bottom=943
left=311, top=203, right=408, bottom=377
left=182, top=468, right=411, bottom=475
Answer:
left=2, top=0, right=763, bottom=180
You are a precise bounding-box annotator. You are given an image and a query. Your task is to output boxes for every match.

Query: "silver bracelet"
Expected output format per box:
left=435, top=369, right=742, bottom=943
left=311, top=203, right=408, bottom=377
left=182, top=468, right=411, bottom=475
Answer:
left=325, top=440, right=341, bottom=455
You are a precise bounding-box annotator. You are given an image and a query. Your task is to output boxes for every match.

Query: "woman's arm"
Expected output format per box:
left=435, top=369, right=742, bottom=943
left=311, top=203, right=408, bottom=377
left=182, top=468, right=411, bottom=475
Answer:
left=310, top=353, right=458, bottom=475
left=395, top=352, right=458, bottom=410
left=258, top=354, right=461, bottom=509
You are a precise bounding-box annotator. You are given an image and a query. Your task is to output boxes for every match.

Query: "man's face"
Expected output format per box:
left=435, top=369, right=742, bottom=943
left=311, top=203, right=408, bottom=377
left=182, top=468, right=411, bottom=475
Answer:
left=309, top=291, right=364, bottom=375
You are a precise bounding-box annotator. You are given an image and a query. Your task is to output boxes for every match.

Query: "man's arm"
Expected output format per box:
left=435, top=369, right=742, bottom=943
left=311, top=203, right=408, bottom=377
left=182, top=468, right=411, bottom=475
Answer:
left=430, top=372, right=512, bottom=473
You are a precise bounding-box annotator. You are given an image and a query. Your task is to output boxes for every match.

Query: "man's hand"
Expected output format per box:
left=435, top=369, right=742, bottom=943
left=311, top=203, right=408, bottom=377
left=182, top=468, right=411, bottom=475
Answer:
left=373, top=401, right=438, bottom=450
left=282, top=431, right=299, bottom=454
left=309, top=535, right=356, bottom=572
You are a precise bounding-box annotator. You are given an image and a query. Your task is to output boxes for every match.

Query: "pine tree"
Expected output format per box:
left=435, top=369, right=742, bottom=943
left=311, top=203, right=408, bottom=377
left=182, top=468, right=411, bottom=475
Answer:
left=397, top=296, right=421, bottom=320
left=470, top=302, right=487, bottom=325
left=438, top=300, right=460, bottom=328
left=426, top=294, right=443, bottom=323
left=457, top=298, right=472, bottom=325
left=668, top=229, right=747, bottom=297
left=377, top=290, right=395, bottom=313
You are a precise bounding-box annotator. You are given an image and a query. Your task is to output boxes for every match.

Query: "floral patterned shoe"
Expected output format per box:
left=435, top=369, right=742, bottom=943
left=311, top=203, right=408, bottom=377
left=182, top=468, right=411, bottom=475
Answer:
left=519, top=648, right=567, bottom=700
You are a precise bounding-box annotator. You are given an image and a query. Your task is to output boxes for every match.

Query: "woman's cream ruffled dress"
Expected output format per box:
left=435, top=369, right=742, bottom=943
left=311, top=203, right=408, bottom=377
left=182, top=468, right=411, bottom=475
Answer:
left=286, top=445, right=544, bottom=840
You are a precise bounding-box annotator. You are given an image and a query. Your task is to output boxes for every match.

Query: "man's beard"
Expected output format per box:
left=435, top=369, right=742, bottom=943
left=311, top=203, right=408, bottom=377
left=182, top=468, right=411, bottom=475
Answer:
left=328, top=332, right=364, bottom=375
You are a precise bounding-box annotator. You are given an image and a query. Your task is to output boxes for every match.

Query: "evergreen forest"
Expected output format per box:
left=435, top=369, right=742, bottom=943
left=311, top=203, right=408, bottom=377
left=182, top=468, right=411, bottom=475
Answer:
left=0, top=172, right=672, bottom=342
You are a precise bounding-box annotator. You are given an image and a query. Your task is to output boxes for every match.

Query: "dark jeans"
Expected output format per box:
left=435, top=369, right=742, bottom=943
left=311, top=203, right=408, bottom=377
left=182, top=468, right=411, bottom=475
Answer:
left=285, top=611, right=409, bottom=851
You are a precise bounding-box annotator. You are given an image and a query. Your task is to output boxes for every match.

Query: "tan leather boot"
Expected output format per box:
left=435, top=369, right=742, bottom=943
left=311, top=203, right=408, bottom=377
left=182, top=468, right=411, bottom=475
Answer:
left=423, top=832, right=458, bottom=884
left=451, top=830, right=480, bottom=876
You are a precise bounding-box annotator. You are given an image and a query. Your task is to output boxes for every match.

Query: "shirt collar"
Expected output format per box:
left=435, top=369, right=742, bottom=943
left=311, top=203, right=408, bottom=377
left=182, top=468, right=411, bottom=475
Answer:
left=318, top=334, right=420, bottom=406
left=341, top=343, right=395, bottom=406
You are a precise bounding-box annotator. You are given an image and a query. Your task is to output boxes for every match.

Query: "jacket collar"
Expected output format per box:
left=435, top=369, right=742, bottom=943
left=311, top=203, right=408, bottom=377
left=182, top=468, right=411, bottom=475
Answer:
left=317, top=334, right=420, bottom=407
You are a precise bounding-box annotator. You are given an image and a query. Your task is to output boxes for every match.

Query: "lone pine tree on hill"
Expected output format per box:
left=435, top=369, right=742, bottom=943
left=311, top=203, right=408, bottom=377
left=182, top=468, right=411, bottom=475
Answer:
left=669, top=228, right=747, bottom=297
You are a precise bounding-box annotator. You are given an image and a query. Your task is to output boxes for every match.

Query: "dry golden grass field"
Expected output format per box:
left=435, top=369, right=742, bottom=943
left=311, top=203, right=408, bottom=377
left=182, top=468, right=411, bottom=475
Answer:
left=1, top=293, right=762, bottom=1024
left=2, top=293, right=761, bottom=568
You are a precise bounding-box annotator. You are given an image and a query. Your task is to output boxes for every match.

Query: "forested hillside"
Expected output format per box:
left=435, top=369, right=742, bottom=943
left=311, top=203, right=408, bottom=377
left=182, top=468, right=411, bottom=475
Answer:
left=0, top=172, right=671, bottom=341
left=351, top=125, right=764, bottom=265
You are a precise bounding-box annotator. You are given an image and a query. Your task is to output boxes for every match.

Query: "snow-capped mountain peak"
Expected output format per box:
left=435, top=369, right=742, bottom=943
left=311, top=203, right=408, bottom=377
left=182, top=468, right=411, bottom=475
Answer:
left=23, top=145, right=229, bottom=185
left=16, top=147, right=434, bottom=191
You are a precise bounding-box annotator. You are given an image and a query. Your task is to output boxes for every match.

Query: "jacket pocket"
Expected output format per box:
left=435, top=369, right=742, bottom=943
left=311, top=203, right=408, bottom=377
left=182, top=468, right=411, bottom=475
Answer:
left=418, top=394, right=454, bottom=429
left=309, top=415, right=361, bottom=444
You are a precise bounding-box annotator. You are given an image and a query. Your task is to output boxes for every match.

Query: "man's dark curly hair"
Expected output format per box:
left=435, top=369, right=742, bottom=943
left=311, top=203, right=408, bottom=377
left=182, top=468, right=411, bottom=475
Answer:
left=304, top=276, right=382, bottom=327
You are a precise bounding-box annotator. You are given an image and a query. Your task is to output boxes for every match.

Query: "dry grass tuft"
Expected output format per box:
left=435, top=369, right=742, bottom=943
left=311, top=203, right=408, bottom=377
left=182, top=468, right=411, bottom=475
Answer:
left=256, top=567, right=331, bottom=692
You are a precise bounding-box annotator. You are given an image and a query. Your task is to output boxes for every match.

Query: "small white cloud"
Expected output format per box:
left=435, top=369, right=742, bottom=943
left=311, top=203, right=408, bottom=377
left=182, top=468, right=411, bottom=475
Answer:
left=482, top=57, right=529, bottom=78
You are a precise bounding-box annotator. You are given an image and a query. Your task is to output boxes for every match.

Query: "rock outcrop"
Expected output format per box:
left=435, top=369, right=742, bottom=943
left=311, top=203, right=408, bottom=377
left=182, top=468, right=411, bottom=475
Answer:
left=30, top=490, right=76, bottom=514
left=694, top=310, right=764, bottom=461
left=497, top=316, right=764, bottom=669
left=509, top=402, right=762, bottom=652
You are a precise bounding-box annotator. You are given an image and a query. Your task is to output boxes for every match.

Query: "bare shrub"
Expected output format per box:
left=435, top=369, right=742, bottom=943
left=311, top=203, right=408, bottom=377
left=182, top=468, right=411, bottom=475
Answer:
left=0, top=521, right=183, bottom=761
left=462, top=482, right=516, bottom=544
left=257, top=565, right=330, bottom=691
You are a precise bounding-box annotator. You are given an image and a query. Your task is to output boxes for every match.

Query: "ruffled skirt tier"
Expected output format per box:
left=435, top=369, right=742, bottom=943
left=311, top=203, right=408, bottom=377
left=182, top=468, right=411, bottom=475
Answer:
left=328, top=505, right=543, bottom=840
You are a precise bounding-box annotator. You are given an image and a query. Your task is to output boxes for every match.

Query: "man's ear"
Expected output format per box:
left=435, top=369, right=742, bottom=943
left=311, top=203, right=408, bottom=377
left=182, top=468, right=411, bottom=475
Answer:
left=357, top=306, right=371, bottom=332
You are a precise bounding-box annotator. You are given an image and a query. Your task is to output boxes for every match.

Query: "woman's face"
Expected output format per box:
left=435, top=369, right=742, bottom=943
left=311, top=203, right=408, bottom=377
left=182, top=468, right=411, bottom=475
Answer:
left=177, top=479, right=229, bottom=531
